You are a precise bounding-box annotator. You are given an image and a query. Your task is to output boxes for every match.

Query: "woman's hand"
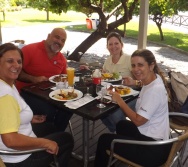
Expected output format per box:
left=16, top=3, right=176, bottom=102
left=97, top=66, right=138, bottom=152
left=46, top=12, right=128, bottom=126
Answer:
left=31, top=115, right=46, bottom=123
left=109, top=90, right=122, bottom=103
left=122, top=76, right=135, bottom=86
left=44, top=139, right=59, bottom=155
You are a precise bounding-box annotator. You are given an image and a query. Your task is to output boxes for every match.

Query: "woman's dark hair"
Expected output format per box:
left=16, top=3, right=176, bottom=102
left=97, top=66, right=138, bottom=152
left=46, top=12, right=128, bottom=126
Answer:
left=0, top=43, right=23, bottom=60
left=131, top=49, right=169, bottom=91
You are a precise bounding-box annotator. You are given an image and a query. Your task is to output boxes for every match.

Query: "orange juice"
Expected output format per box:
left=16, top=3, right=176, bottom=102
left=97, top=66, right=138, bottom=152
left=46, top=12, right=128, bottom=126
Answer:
left=66, top=67, right=75, bottom=87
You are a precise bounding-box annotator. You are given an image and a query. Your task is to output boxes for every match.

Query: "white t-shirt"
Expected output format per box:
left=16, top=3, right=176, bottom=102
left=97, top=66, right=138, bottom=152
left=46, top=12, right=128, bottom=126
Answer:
left=136, top=74, right=170, bottom=140
left=0, top=79, right=36, bottom=163
left=103, top=53, right=132, bottom=77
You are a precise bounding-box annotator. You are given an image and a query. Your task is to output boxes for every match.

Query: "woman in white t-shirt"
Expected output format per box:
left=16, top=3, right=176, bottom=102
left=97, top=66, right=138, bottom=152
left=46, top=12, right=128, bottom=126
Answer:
left=94, top=49, right=171, bottom=167
left=0, top=43, right=73, bottom=167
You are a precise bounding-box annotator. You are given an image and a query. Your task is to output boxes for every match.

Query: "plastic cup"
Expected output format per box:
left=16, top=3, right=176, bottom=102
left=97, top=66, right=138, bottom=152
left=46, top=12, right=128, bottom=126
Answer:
left=66, top=67, right=75, bottom=87
left=56, top=82, right=66, bottom=89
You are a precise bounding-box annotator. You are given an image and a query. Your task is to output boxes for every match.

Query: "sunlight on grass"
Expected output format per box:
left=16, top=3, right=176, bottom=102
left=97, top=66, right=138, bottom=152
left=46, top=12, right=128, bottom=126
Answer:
left=0, top=8, right=86, bottom=27
left=0, top=8, right=188, bottom=52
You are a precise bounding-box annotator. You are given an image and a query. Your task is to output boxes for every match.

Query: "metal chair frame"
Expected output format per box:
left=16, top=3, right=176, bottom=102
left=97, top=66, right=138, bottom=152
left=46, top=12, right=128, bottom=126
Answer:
left=107, top=112, right=188, bottom=167
left=107, top=134, right=187, bottom=167
left=169, top=112, right=188, bottom=166
left=0, top=148, right=59, bottom=167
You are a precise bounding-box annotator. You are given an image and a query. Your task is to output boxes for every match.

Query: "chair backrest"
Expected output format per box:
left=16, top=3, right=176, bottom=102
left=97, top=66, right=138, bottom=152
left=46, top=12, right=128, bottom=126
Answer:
left=0, top=158, right=5, bottom=167
left=163, top=130, right=188, bottom=167
left=169, top=112, right=188, bottom=130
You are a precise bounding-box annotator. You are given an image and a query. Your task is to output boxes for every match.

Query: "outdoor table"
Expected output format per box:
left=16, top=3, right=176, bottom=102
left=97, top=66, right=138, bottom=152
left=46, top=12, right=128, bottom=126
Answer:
left=21, top=75, right=138, bottom=167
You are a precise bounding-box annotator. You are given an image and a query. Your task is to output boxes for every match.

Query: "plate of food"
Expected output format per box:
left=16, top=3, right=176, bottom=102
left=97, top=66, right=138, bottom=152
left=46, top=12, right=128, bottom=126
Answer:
left=49, top=89, right=83, bottom=101
left=101, top=72, right=122, bottom=82
left=49, top=74, right=67, bottom=83
left=107, top=85, right=139, bottom=97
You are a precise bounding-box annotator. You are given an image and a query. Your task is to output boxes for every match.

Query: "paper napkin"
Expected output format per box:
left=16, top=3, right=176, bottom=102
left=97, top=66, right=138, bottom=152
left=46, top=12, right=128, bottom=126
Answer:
left=64, top=95, right=95, bottom=109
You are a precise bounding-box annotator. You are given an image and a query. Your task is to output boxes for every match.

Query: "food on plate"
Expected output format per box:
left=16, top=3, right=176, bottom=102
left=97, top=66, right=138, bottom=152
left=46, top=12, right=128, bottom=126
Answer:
left=52, top=89, right=78, bottom=100
left=102, top=73, right=113, bottom=79
left=102, top=72, right=120, bottom=80
left=107, top=85, right=131, bottom=95
left=112, top=73, right=120, bottom=79
left=52, top=74, right=67, bottom=82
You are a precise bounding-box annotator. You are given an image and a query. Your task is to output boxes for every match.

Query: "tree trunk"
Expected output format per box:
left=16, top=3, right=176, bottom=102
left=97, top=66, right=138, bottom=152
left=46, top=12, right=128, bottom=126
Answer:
left=46, top=10, right=49, bottom=21
left=152, top=14, right=164, bottom=41
left=3, top=11, right=5, bottom=21
left=156, top=22, right=164, bottom=41
left=67, top=31, right=103, bottom=61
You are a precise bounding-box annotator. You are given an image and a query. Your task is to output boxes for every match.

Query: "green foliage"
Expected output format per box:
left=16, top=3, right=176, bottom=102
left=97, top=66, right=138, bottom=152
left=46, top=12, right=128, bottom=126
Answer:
left=27, top=0, right=70, bottom=15
left=14, top=0, right=27, bottom=6
left=27, top=0, right=50, bottom=11
left=49, top=0, right=69, bottom=14
left=10, top=0, right=17, bottom=7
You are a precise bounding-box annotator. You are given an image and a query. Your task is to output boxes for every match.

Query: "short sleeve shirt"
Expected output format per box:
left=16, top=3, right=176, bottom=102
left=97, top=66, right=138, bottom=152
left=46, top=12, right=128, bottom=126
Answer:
left=16, top=41, right=67, bottom=91
left=103, top=53, right=132, bottom=77
left=0, top=80, right=35, bottom=163
left=136, top=75, right=170, bottom=140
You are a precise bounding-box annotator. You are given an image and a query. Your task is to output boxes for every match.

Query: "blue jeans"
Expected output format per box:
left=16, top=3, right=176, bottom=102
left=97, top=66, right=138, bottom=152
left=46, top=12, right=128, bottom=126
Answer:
left=101, top=98, right=137, bottom=132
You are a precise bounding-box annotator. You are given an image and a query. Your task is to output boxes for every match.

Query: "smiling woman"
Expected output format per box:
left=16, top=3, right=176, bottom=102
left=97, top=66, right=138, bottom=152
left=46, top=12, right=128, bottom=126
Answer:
left=0, top=43, right=23, bottom=85
left=0, top=43, right=74, bottom=167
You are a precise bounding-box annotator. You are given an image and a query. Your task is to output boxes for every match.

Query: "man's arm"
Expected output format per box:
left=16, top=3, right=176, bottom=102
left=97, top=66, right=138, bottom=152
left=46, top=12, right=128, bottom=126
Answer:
left=18, top=70, right=48, bottom=83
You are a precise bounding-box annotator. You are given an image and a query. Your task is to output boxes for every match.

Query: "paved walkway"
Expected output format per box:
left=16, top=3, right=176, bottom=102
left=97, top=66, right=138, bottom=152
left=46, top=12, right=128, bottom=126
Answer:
left=1, top=22, right=188, bottom=75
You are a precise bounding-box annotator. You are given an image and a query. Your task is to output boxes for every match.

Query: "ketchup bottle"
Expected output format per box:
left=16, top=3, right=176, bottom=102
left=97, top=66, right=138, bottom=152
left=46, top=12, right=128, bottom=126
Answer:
left=92, top=69, right=101, bottom=96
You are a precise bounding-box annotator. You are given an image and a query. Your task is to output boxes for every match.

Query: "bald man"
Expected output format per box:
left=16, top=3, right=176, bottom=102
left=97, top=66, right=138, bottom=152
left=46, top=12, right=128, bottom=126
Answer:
left=16, top=28, right=72, bottom=133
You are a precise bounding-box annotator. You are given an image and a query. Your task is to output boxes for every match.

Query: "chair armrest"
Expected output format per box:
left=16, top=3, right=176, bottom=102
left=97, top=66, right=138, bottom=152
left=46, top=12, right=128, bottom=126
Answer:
left=110, top=138, right=177, bottom=152
left=0, top=148, right=45, bottom=155
left=169, top=112, right=188, bottom=118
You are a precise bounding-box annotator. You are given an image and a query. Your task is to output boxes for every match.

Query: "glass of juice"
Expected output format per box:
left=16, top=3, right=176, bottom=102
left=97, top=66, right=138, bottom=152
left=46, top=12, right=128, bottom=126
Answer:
left=66, top=67, right=75, bottom=88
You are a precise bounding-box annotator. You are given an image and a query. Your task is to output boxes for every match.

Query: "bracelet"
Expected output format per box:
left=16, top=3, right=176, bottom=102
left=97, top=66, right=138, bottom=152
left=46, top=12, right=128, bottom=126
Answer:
left=135, top=80, right=142, bottom=87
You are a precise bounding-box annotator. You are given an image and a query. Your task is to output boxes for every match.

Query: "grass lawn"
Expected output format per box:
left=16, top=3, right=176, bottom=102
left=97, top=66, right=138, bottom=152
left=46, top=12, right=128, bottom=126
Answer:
left=1, top=8, right=188, bottom=52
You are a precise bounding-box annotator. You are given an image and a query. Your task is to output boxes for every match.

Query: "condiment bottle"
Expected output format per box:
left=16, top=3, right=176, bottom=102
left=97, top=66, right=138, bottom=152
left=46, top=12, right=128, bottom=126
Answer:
left=92, top=69, right=101, bottom=96
left=92, top=69, right=101, bottom=85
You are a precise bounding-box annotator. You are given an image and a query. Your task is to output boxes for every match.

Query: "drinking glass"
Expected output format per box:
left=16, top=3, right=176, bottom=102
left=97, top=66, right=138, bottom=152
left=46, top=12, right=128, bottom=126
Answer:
left=83, top=75, right=92, bottom=96
left=96, top=84, right=107, bottom=108
left=66, top=67, right=75, bottom=88
left=56, top=82, right=66, bottom=89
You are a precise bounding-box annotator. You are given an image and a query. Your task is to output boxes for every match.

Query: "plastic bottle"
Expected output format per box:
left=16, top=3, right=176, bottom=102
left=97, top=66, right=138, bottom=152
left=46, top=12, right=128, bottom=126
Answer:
left=92, top=69, right=101, bottom=96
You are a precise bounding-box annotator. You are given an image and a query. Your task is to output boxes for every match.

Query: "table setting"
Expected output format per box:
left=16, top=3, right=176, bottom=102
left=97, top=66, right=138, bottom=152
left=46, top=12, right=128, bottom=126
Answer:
left=46, top=68, right=140, bottom=111
left=21, top=68, right=140, bottom=167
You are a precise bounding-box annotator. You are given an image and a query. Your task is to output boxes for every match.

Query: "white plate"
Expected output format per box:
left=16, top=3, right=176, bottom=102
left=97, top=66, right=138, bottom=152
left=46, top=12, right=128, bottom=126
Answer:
left=102, top=75, right=122, bottom=82
left=49, top=75, right=67, bottom=83
left=49, top=89, right=83, bottom=101
left=49, top=75, right=79, bottom=83
left=107, top=85, right=139, bottom=97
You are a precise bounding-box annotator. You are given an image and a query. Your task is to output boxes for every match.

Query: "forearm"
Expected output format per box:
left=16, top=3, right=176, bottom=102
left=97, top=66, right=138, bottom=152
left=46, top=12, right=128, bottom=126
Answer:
left=2, top=133, right=51, bottom=151
left=117, top=99, right=145, bottom=126
left=18, top=70, right=36, bottom=83
left=18, top=70, right=48, bottom=83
